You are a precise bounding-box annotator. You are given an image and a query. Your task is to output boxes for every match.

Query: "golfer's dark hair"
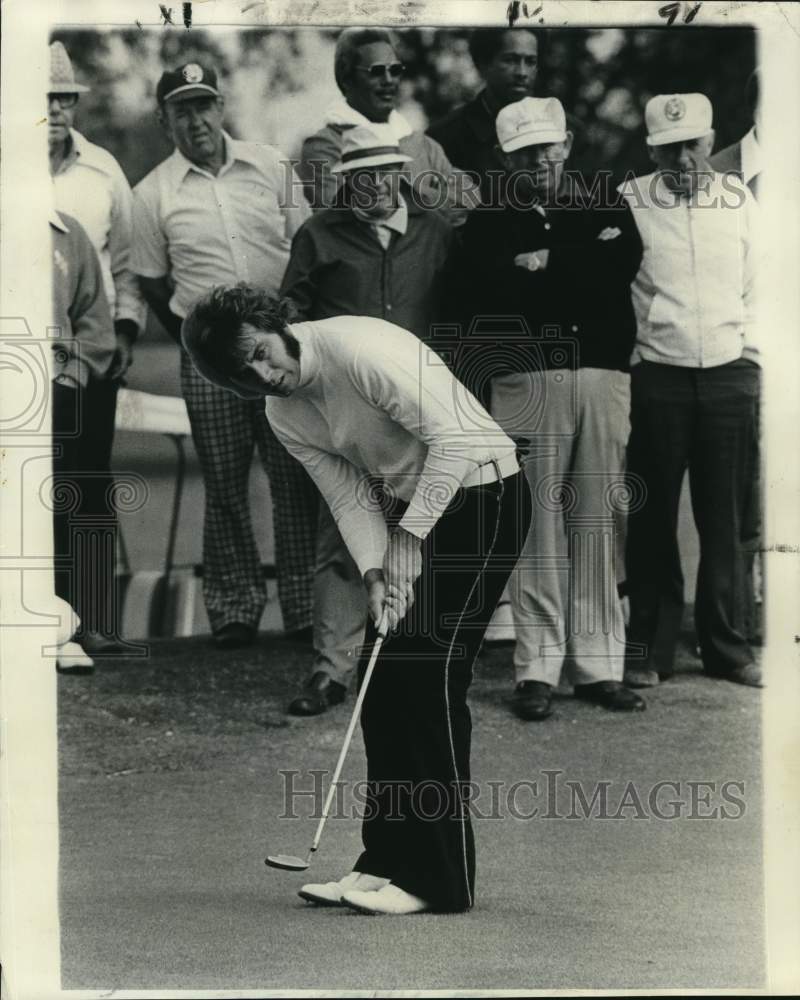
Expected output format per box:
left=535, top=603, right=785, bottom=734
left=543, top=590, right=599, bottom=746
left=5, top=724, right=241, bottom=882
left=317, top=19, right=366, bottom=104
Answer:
left=182, top=283, right=297, bottom=379
left=334, top=27, right=398, bottom=91
left=468, top=27, right=540, bottom=71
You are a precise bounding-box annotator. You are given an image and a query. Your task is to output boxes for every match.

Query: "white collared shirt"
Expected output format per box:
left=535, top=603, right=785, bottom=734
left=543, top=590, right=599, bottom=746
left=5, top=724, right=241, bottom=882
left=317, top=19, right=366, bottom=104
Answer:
left=265, top=317, right=518, bottom=575
left=353, top=195, right=409, bottom=249
left=131, top=132, right=310, bottom=318
left=619, top=171, right=761, bottom=367
left=740, top=126, right=762, bottom=187
left=52, top=129, right=145, bottom=329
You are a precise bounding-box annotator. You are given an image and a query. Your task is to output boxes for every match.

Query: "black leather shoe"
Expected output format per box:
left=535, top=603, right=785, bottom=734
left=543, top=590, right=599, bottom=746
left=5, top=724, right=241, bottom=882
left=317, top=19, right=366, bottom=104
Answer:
left=282, top=625, right=313, bottom=644
left=80, top=632, right=129, bottom=655
left=288, top=671, right=347, bottom=717
left=574, top=681, right=646, bottom=712
left=512, top=680, right=553, bottom=721
left=213, top=622, right=256, bottom=649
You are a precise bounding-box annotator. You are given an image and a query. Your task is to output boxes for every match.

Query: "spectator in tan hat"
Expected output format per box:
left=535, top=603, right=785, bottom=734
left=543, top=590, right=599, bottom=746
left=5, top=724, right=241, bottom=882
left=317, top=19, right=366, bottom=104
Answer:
left=452, top=96, right=645, bottom=721
left=279, top=123, right=455, bottom=716
left=47, top=40, right=146, bottom=654
left=298, top=28, right=479, bottom=222
left=619, top=93, right=763, bottom=690
left=131, top=62, right=318, bottom=649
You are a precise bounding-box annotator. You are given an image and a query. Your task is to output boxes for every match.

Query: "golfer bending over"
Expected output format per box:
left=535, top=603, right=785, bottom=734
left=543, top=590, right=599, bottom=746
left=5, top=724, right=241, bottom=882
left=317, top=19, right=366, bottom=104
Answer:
left=182, top=284, right=531, bottom=915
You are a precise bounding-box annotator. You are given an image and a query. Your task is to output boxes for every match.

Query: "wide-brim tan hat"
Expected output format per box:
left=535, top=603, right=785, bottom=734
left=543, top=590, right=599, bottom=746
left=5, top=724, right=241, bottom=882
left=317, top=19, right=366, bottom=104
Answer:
left=49, top=40, right=90, bottom=93
left=331, top=123, right=412, bottom=173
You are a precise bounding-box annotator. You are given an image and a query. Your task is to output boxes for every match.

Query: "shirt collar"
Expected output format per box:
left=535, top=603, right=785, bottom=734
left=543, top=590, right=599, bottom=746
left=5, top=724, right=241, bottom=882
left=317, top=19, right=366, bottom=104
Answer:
left=351, top=193, right=408, bottom=235
left=169, top=131, right=262, bottom=189
left=290, top=322, right=320, bottom=391
left=653, top=169, right=716, bottom=206
left=55, top=129, right=110, bottom=176
left=323, top=100, right=414, bottom=142
left=740, top=126, right=762, bottom=185
left=380, top=196, right=408, bottom=236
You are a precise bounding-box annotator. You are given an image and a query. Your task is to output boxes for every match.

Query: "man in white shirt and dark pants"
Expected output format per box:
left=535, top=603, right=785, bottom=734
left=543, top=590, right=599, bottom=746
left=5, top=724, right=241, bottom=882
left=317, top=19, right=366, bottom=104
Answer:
left=620, top=93, right=762, bottom=690
left=182, top=286, right=531, bottom=915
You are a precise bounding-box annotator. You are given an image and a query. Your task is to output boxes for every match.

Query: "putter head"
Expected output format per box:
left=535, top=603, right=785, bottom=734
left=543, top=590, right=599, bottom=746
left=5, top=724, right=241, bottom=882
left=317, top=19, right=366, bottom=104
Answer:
left=265, top=854, right=309, bottom=872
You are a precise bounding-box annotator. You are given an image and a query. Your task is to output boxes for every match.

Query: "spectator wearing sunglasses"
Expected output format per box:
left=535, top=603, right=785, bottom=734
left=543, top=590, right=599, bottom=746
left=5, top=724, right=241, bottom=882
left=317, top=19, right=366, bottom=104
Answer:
left=298, top=27, right=479, bottom=222
left=47, top=40, right=146, bottom=654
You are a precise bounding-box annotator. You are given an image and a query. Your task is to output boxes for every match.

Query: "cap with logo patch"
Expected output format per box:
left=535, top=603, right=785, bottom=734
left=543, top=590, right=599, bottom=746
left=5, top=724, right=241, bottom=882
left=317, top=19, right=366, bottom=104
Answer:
left=156, top=62, right=221, bottom=104
left=495, top=97, right=567, bottom=153
left=645, top=93, right=713, bottom=146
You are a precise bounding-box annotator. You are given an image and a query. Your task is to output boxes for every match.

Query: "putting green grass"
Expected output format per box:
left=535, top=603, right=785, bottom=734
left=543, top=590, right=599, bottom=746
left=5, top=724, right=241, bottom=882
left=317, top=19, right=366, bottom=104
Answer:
left=58, top=629, right=764, bottom=991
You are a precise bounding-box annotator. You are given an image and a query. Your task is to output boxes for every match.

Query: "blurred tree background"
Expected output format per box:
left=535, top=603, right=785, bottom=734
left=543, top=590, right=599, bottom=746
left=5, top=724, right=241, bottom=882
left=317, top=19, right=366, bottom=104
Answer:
left=54, top=25, right=756, bottom=189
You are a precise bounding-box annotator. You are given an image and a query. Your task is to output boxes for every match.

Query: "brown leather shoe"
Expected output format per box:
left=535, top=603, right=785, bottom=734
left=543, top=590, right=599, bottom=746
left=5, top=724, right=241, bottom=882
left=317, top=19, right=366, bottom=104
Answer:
left=512, top=680, right=553, bottom=721
left=288, top=671, right=347, bottom=716
left=574, top=681, right=646, bottom=711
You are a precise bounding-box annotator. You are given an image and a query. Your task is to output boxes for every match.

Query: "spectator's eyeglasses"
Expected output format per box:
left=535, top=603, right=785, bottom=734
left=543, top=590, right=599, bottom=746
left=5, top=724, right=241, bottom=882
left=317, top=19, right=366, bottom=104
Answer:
left=48, top=93, right=79, bottom=109
left=357, top=62, right=404, bottom=80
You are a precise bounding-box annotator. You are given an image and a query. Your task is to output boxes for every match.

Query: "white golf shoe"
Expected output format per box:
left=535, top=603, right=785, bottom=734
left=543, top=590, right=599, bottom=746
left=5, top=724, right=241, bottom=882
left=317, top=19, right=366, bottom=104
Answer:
left=298, top=870, right=389, bottom=907
left=56, top=641, right=95, bottom=675
left=341, top=883, right=430, bottom=915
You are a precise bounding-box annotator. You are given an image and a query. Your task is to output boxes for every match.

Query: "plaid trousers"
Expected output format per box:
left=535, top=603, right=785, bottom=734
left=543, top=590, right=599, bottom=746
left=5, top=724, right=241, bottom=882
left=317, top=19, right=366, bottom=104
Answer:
left=180, top=351, right=318, bottom=634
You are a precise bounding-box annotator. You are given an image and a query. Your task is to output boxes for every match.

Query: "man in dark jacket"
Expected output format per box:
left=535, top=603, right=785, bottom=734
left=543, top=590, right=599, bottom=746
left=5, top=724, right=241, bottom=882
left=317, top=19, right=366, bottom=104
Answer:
left=280, top=124, right=455, bottom=716
left=452, top=96, right=645, bottom=721
left=428, top=28, right=539, bottom=203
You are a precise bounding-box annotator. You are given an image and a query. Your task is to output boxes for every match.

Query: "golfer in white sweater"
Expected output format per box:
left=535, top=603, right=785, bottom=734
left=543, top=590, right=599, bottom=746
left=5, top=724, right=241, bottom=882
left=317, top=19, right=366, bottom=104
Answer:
left=183, top=284, right=531, bottom=914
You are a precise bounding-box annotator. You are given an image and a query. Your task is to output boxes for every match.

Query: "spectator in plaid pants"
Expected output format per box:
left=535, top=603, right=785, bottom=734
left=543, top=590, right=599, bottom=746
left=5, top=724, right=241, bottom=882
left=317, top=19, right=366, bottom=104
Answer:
left=132, top=62, right=318, bottom=647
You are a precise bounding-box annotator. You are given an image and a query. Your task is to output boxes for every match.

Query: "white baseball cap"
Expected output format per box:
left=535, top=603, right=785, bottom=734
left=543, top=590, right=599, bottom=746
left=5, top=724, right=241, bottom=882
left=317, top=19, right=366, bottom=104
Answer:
left=645, top=93, right=713, bottom=146
left=331, top=124, right=412, bottom=173
left=496, top=97, right=567, bottom=153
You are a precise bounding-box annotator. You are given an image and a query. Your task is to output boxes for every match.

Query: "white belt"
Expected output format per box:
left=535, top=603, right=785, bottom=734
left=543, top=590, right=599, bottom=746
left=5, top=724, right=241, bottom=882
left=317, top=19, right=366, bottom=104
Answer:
left=462, top=452, right=520, bottom=488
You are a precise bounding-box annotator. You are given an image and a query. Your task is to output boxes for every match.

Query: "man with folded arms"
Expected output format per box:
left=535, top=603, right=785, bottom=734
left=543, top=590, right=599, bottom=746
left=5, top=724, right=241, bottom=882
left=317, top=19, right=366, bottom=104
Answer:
left=279, top=123, right=454, bottom=716
left=454, top=96, right=645, bottom=721
left=620, top=93, right=762, bottom=689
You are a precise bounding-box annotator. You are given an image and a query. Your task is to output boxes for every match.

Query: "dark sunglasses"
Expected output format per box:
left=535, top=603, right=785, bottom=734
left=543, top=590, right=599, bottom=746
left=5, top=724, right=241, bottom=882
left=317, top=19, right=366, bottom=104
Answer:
left=357, top=61, right=404, bottom=80
left=48, top=93, right=79, bottom=109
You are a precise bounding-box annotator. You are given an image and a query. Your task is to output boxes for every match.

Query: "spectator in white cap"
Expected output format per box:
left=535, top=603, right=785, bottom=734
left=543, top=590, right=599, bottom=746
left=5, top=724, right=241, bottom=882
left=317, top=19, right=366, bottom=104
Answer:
left=48, top=39, right=146, bottom=654
left=298, top=27, right=479, bottom=222
left=279, top=123, right=455, bottom=716
left=619, top=93, right=763, bottom=690
left=452, top=96, right=646, bottom=721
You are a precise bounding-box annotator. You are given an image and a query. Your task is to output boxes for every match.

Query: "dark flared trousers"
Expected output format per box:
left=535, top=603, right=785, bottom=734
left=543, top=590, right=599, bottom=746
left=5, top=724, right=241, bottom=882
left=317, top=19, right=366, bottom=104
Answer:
left=52, top=377, right=119, bottom=639
left=625, top=359, right=759, bottom=678
left=354, top=469, right=531, bottom=913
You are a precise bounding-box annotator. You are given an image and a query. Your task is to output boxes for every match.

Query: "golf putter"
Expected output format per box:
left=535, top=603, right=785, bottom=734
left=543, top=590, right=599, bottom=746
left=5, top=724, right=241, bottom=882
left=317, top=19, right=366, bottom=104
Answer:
left=266, top=608, right=390, bottom=872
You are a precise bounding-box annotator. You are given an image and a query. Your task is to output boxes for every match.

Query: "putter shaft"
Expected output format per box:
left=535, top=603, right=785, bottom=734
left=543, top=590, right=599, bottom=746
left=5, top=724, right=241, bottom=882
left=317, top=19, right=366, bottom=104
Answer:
left=308, top=612, right=389, bottom=855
